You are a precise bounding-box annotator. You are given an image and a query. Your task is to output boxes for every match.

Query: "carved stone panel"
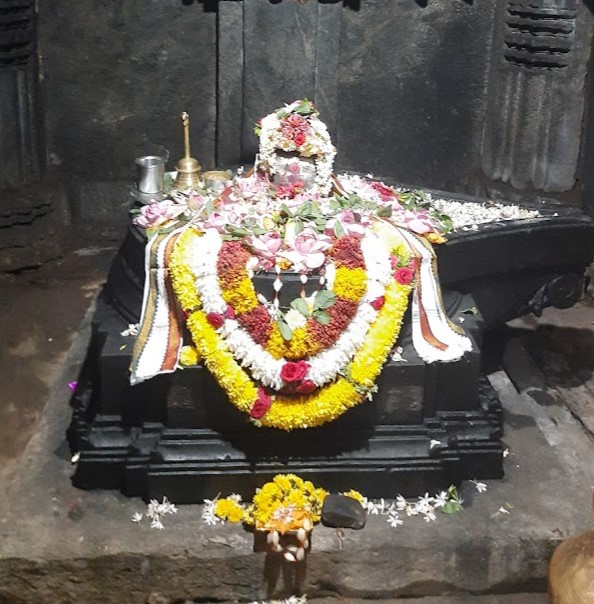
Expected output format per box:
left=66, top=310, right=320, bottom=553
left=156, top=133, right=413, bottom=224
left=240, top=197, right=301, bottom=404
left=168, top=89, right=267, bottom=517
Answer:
left=0, top=0, right=44, bottom=189
left=482, top=0, right=594, bottom=193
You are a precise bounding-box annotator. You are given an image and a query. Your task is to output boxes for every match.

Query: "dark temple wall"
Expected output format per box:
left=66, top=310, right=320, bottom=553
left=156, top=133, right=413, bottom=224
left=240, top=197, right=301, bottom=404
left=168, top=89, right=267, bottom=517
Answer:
left=37, top=1, right=217, bottom=223
left=36, top=0, right=594, bottom=225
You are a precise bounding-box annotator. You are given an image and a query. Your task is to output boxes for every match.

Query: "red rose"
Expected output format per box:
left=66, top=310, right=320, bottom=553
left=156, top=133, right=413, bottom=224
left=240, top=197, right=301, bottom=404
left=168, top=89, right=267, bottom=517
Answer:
left=394, top=267, right=414, bottom=285
left=250, top=388, right=272, bottom=419
left=225, top=305, right=235, bottom=319
left=370, top=296, right=385, bottom=311
left=371, top=181, right=397, bottom=199
left=295, top=380, right=317, bottom=395
left=280, top=360, right=309, bottom=383
left=206, top=312, right=225, bottom=329
left=293, top=132, right=306, bottom=147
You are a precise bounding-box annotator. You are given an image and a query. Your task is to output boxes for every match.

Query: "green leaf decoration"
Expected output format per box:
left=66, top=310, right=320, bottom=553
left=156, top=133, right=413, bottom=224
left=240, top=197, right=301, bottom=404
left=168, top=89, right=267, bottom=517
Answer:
left=441, top=500, right=463, bottom=515
left=204, top=199, right=215, bottom=218
left=314, top=290, right=336, bottom=310
left=462, top=306, right=479, bottom=316
left=314, top=310, right=331, bottom=325
left=290, top=298, right=310, bottom=317
left=294, top=220, right=304, bottom=236
left=333, top=221, right=346, bottom=238
left=377, top=205, right=393, bottom=218
left=277, top=319, right=293, bottom=341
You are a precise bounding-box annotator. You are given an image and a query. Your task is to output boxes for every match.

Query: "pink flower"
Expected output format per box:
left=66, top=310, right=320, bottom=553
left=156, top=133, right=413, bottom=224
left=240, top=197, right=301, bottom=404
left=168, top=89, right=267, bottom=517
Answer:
left=280, top=361, right=309, bottom=383
left=281, top=227, right=332, bottom=271
left=250, top=388, right=272, bottom=419
left=225, top=305, right=235, bottom=319
left=400, top=211, right=438, bottom=235
left=133, top=200, right=187, bottom=229
left=234, top=173, right=270, bottom=200
left=249, top=232, right=282, bottom=270
left=325, top=210, right=368, bottom=239
left=295, top=380, right=317, bottom=395
left=394, top=267, right=414, bottom=285
left=206, top=312, right=225, bottom=329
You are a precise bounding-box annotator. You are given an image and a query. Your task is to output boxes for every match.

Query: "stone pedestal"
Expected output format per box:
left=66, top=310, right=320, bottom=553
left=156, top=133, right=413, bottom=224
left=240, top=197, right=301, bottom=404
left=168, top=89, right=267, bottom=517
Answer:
left=67, top=190, right=594, bottom=502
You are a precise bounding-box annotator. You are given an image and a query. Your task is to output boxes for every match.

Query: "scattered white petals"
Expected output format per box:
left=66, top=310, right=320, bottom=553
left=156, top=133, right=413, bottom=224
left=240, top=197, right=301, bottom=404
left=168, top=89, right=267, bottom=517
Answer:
left=429, top=439, right=442, bottom=449
left=131, top=512, right=143, bottom=523
left=503, top=448, right=510, bottom=458
left=458, top=317, right=465, bottom=323
left=70, top=451, right=80, bottom=464
left=120, top=323, right=140, bottom=337
left=387, top=511, right=403, bottom=527
left=498, top=506, right=511, bottom=515
left=150, top=517, right=164, bottom=530
left=202, top=499, right=222, bottom=526
left=391, top=346, right=407, bottom=362
left=144, top=496, right=178, bottom=529
left=471, top=480, right=487, bottom=493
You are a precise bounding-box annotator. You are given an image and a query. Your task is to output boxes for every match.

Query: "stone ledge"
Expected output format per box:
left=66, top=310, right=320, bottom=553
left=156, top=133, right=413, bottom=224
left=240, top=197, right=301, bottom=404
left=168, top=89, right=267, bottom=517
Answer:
left=0, top=305, right=591, bottom=603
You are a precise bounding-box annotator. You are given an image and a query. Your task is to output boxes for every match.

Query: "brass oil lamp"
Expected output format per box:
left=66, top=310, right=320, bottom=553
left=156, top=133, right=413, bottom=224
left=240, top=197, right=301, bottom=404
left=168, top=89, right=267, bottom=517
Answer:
left=173, top=111, right=201, bottom=191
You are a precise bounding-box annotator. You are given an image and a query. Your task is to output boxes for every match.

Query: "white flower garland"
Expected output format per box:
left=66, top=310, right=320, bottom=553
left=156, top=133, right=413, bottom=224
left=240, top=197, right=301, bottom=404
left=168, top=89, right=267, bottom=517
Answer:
left=256, top=101, right=336, bottom=196
left=185, top=229, right=397, bottom=391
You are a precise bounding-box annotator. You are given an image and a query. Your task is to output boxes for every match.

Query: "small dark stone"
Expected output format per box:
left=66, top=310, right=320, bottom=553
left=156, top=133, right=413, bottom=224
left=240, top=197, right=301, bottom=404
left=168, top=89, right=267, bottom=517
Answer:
left=321, top=494, right=366, bottom=530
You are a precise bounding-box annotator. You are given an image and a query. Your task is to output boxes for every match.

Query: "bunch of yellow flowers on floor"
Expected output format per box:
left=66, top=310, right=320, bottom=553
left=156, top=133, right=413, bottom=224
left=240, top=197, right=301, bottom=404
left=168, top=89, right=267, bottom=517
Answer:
left=212, top=474, right=364, bottom=534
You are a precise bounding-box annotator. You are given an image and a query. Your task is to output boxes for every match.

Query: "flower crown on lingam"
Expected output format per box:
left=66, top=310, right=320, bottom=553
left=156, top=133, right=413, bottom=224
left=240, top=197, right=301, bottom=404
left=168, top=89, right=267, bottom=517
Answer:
left=131, top=100, right=472, bottom=430
left=254, top=99, right=336, bottom=196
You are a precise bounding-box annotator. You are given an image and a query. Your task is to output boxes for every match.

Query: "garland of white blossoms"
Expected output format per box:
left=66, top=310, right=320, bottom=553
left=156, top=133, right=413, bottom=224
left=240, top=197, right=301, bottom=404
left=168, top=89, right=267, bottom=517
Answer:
left=255, top=100, right=336, bottom=196
left=184, top=229, right=394, bottom=390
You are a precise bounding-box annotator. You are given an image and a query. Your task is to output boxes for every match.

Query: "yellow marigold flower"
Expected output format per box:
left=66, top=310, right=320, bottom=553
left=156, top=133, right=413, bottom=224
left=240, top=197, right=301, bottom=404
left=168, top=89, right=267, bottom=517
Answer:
left=214, top=498, right=244, bottom=523
left=179, top=345, right=200, bottom=366
left=426, top=232, right=447, bottom=245
left=342, top=489, right=365, bottom=504
left=333, top=267, right=367, bottom=302
left=221, top=278, right=259, bottom=314
left=169, top=231, right=202, bottom=311
left=266, top=324, right=312, bottom=360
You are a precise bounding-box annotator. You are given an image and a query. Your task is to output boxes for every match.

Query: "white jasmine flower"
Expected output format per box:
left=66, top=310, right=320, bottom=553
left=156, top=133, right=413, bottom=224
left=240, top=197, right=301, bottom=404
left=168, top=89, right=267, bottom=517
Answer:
left=284, top=308, right=307, bottom=331
left=395, top=495, right=408, bottom=511
left=387, top=511, right=403, bottom=528
left=391, top=347, right=407, bottom=362
left=423, top=511, right=437, bottom=523
left=498, top=506, right=511, bottom=515
left=150, top=517, right=164, bottom=530
left=503, top=448, right=510, bottom=458
left=201, top=499, right=222, bottom=525
left=433, top=491, right=448, bottom=508
left=473, top=481, right=487, bottom=493
left=429, top=439, right=442, bottom=449
left=131, top=512, right=143, bottom=523
left=120, top=323, right=139, bottom=337
left=70, top=452, right=80, bottom=464
left=458, top=317, right=465, bottom=323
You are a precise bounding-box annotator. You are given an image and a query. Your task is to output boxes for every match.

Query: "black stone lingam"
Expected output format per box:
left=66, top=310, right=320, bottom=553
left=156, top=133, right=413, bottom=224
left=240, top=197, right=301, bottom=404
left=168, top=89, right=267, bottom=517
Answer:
left=67, top=190, right=594, bottom=503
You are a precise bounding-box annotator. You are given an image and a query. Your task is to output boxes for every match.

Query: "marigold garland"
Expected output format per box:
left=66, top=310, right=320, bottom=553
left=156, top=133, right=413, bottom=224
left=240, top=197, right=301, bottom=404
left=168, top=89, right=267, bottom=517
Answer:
left=183, top=279, right=411, bottom=430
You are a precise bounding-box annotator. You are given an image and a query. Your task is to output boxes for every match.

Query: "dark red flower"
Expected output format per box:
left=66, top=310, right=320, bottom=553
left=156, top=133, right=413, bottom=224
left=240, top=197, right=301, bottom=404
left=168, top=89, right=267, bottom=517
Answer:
left=295, top=379, right=317, bottom=395
left=237, top=305, right=273, bottom=344
left=370, top=181, right=397, bottom=199
left=293, top=131, right=306, bottom=147
left=206, top=312, right=225, bottom=329
left=370, top=296, right=385, bottom=311
left=250, top=388, right=272, bottom=419
left=329, top=235, right=365, bottom=269
left=394, top=267, right=414, bottom=285
left=280, top=360, right=309, bottom=383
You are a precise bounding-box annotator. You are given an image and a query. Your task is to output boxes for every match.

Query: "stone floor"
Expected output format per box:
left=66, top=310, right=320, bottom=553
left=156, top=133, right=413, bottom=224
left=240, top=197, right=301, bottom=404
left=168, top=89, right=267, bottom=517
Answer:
left=0, top=240, right=593, bottom=603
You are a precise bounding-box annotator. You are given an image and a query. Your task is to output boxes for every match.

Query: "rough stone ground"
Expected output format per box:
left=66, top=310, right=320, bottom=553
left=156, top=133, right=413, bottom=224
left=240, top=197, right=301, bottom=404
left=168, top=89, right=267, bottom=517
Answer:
left=0, top=243, right=593, bottom=603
